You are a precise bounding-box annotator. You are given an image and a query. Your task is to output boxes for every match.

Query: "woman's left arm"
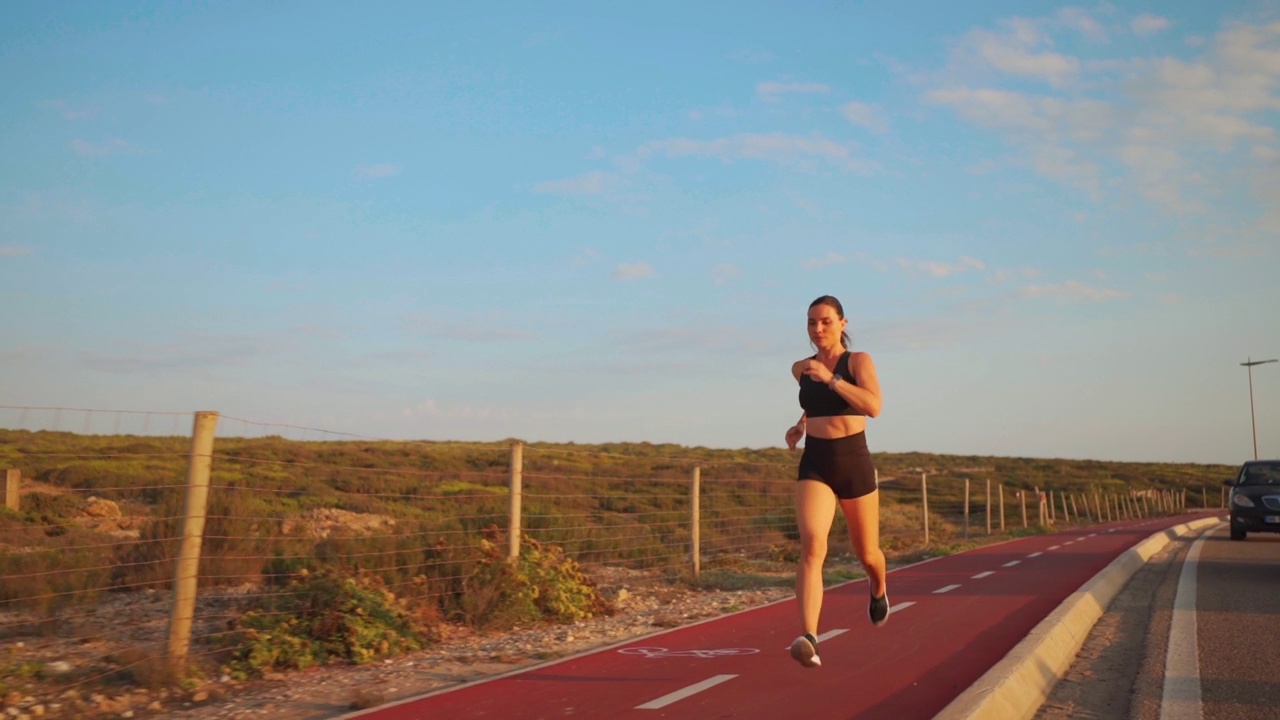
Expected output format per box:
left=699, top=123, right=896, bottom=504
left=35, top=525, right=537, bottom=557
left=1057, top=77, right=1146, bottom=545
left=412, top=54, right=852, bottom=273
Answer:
left=829, top=352, right=882, bottom=418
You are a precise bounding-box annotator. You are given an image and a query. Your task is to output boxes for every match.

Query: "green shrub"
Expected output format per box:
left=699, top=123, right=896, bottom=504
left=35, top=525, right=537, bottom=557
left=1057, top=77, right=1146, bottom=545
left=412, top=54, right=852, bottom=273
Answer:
left=225, top=569, right=427, bottom=678
left=455, top=530, right=612, bottom=630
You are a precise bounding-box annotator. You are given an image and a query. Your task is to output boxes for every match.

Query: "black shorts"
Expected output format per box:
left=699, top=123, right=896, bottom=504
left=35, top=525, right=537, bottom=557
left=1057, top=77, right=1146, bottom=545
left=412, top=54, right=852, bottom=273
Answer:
left=798, top=432, right=878, bottom=500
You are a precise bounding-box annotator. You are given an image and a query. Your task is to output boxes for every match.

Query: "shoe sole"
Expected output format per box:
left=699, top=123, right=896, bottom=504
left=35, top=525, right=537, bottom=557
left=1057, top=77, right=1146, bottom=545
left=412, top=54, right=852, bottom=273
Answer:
left=870, top=595, right=890, bottom=627
left=789, top=637, right=821, bottom=668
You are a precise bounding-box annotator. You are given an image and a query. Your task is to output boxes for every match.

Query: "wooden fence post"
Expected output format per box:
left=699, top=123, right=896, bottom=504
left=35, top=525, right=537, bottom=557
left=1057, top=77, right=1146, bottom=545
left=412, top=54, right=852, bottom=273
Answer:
left=1070, top=493, right=1080, bottom=521
left=1048, top=490, right=1056, bottom=523
left=167, top=410, right=219, bottom=672
left=999, top=484, right=1005, bottom=531
left=508, top=442, right=523, bottom=562
left=1061, top=492, right=1070, bottom=524
left=921, top=473, right=930, bottom=546
left=985, top=479, right=992, bottom=535
left=2, top=469, right=18, bottom=511
left=690, top=466, right=701, bottom=579
left=964, top=478, right=970, bottom=540
left=1020, top=490, right=1028, bottom=529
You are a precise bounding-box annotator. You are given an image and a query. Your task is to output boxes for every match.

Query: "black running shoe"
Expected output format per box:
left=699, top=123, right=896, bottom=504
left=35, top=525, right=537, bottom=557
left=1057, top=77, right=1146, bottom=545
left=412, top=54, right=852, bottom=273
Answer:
left=869, top=592, right=890, bottom=627
left=789, top=632, right=821, bottom=668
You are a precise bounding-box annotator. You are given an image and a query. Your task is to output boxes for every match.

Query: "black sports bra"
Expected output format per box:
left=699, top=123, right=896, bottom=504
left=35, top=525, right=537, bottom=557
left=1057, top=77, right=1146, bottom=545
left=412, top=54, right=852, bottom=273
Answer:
left=798, top=351, right=862, bottom=418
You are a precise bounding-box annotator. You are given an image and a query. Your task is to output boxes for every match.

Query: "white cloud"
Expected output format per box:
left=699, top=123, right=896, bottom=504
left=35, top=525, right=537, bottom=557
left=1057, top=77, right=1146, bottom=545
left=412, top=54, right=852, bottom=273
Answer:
left=928, top=18, right=1280, bottom=216
left=1159, top=293, right=1181, bottom=304
left=710, top=264, right=740, bottom=285
left=613, top=262, right=654, bottom=280
left=1017, top=280, right=1126, bottom=302
left=571, top=246, right=600, bottom=267
left=756, top=81, right=830, bottom=101
left=896, top=256, right=986, bottom=279
left=961, top=19, right=1082, bottom=87
left=355, top=163, right=400, bottom=179
left=532, top=171, right=617, bottom=196
left=70, top=138, right=140, bottom=157
left=644, top=133, right=874, bottom=173
left=1056, top=7, right=1108, bottom=42
left=840, top=101, right=889, bottom=132
left=1131, top=14, right=1172, bottom=38
left=0, top=246, right=33, bottom=257
left=803, top=252, right=846, bottom=269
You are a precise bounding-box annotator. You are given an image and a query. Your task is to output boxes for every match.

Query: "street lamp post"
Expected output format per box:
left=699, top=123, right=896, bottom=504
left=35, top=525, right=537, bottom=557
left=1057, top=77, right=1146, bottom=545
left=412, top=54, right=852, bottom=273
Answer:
left=1241, top=357, right=1278, bottom=460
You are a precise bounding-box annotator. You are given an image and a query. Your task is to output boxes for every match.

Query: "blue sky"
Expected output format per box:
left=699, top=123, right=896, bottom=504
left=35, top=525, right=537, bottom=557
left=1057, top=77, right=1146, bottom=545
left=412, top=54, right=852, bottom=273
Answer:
left=2, top=1, right=1278, bottom=464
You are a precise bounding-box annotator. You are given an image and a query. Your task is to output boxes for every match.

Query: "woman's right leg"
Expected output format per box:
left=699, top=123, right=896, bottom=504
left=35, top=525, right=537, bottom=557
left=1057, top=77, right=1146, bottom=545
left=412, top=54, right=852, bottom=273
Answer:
left=795, top=479, right=837, bottom=636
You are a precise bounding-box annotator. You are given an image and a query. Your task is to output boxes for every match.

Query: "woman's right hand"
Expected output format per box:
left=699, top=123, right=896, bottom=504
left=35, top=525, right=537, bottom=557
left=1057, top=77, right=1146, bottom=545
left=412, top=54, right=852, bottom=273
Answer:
left=785, top=423, right=804, bottom=451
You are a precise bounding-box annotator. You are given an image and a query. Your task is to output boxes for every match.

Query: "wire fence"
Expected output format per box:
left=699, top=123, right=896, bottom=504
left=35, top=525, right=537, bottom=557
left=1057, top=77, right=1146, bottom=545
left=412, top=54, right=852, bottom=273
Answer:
left=0, top=405, right=1214, bottom=697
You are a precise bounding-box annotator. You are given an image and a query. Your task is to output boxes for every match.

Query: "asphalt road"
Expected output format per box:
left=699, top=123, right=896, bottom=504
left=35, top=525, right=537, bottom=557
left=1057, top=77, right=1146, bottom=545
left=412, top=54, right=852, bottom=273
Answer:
left=1195, top=527, right=1280, bottom=720
left=1038, top=520, right=1280, bottom=720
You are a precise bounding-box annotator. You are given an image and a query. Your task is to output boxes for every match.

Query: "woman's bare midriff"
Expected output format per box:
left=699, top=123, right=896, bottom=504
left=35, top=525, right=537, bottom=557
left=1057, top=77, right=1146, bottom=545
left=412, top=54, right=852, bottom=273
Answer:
left=806, top=415, right=867, bottom=440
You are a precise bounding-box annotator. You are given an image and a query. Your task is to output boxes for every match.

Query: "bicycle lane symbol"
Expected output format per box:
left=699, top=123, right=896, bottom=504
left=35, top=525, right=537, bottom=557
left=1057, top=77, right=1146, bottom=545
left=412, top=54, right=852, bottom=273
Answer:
left=618, top=647, right=760, bottom=659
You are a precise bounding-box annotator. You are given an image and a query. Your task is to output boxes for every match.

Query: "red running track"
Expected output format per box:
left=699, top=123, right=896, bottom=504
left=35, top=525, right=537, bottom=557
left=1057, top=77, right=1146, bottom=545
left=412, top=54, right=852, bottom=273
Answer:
left=350, top=515, right=1205, bottom=720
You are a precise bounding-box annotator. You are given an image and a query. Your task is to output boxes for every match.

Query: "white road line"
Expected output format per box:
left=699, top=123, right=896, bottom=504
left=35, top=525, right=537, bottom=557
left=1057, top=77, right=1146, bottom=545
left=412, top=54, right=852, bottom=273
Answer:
left=1076, top=537, right=1086, bottom=541
left=972, top=571, right=995, bottom=579
left=934, top=584, right=961, bottom=594
left=1003, top=560, right=1021, bottom=567
left=1160, top=525, right=1217, bottom=720
left=1048, top=545, right=1061, bottom=550
left=1064, top=541, right=1075, bottom=546
left=891, top=601, right=916, bottom=612
left=817, top=628, right=848, bottom=643
left=1027, top=552, right=1043, bottom=558
left=637, top=674, right=738, bottom=710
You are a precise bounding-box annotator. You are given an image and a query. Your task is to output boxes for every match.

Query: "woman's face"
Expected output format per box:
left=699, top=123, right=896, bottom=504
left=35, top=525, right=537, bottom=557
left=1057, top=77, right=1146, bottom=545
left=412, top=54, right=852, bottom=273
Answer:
left=807, top=303, right=845, bottom=349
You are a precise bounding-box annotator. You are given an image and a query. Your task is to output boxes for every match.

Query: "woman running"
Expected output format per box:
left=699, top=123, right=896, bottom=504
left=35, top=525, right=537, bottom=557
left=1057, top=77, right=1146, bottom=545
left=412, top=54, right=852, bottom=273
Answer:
left=784, top=294, right=888, bottom=668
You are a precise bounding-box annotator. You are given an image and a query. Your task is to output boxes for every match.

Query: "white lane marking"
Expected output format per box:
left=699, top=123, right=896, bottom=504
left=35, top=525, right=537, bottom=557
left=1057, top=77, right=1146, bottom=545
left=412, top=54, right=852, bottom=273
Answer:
left=1049, top=545, right=1061, bottom=550
left=1028, top=552, right=1043, bottom=558
left=934, top=584, right=961, bottom=594
left=1003, top=560, right=1021, bottom=567
left=637, top=674, right=737, bottom=710
left=1076, top=537, right=1086, bottom=541
left=1160, top=525, right=1217, bottom=720
left=972, top=571, right=995, bottom=579
left=817, top=628, right=848, bottom=643
left=891, top=601, right=916, bottom=612
left=1064, top=541, right=1075, bottom=546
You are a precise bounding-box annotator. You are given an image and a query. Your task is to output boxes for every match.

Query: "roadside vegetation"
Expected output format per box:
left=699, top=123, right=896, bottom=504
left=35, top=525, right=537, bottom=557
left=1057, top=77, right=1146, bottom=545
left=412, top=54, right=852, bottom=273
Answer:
left=0, top=428, right=1233, bottom=701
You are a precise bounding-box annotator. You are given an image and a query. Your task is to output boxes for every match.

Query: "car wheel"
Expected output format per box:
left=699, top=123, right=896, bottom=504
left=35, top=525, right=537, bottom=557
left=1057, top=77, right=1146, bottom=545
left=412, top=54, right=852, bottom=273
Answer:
left=1230, top=527, right=1247, bottom=541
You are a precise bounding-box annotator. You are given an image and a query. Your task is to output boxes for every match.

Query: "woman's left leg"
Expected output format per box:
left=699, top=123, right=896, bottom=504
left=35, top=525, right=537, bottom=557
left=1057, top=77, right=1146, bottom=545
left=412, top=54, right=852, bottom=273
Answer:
left=840, top=490, right=886, bottom=597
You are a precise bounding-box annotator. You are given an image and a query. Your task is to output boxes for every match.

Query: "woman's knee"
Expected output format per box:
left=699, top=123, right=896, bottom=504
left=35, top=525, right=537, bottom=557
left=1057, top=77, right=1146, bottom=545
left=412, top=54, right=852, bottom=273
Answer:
left=799, top=535, right=828, bottom=563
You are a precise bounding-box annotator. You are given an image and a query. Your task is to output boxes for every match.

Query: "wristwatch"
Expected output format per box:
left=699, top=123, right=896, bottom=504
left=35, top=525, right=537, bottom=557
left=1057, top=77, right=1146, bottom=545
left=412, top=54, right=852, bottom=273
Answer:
left=828, top=374, right=841, bottom=389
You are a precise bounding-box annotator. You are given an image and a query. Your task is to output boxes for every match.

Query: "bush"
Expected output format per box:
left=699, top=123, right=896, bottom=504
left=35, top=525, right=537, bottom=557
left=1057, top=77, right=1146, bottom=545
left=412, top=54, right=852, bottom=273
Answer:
left=224, top=569, right=428, bottom=678
left=455, top=530, right=612, bottom=630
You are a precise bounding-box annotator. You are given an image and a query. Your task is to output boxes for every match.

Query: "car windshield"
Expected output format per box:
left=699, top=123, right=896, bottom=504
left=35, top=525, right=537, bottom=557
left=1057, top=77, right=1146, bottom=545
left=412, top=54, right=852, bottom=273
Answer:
left=1241, top=463, right=1280, bottom=485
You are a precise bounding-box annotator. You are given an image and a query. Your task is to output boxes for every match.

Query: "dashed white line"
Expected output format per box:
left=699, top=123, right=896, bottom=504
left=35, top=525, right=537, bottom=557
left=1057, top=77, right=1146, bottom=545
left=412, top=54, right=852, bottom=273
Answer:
left=1076, top=537, right=1086, bottom=541
left=817, top=629, right=848, bottom=643
left=934, top=584, right=961, bottom=594
left=1003, top=560, right=1021, bottom=567
left=1027, top=552, right=1043, bottom=558
left=637, top=674, right=738, bottom=710
left=891, top=601, right=916, bottom=613
left=1048, top=545, right=1061, bottom=550
left=972, top=571, right=995, bottom=579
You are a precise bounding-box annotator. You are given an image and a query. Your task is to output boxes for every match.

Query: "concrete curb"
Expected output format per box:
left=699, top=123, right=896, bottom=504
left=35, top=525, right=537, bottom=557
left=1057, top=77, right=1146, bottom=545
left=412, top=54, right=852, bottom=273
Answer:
left=933, top=514, right=1225, bottom=720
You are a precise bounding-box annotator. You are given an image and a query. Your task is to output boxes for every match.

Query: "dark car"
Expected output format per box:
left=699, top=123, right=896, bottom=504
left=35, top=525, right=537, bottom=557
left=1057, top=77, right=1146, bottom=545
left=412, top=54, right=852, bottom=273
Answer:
left=1225, top=460, right=1280, bottom=540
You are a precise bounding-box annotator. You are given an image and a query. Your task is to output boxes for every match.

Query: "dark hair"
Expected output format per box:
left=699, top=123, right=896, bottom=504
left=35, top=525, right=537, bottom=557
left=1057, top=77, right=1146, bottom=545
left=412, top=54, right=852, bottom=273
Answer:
left=809, top=295, right=851, bottom=349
